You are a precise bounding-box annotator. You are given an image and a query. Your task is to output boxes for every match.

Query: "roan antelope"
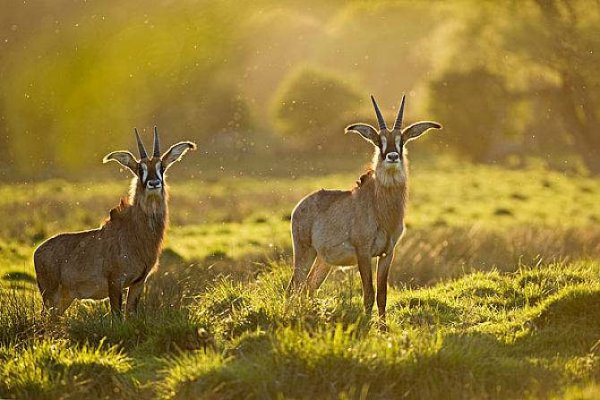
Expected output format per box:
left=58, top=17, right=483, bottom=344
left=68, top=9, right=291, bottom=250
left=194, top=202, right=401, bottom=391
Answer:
left=288, top=95, right=441, bottom=326
left=34, top=128, right=196, bottom=317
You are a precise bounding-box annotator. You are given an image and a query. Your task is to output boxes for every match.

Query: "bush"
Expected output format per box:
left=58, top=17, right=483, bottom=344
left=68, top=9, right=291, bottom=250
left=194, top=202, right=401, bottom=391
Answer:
left=428, top=68, right=512, bottom=162
left=271, top=66, right=362, bottom=149
left=153, top=79, right=256, bottom=148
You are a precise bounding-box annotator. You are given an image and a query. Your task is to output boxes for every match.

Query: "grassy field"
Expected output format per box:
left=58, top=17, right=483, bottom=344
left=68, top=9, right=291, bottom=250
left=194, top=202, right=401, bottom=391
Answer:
left=1, top=160, right=600, bottom=399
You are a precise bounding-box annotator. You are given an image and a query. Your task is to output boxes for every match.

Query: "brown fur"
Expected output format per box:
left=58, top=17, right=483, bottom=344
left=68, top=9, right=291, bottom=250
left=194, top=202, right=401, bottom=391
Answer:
left=34, top=177, right=166, bottom=316
left=288, top=150, right=408, bottom=318
left=33, top=136, right=195, bottom=317
left=288, top=106, right=441, bottom=326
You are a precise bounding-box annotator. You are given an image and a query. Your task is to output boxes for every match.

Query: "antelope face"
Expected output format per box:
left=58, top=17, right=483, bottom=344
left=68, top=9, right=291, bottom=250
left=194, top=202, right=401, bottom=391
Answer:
left=138, top=158, right=165, bottom=195
left=345, top=94, right=442, bottom=171
left=103, top=127, right=196, bottom=200
left=378, top=130, right=403, bottom=169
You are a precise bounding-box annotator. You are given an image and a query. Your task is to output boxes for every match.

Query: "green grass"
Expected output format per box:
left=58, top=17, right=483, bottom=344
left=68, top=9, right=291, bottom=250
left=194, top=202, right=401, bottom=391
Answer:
left=1, top=161, right=600, bottom=398
left=0, top=339, right=137, bottom=399
left=3, top=262, right=598, bottom=399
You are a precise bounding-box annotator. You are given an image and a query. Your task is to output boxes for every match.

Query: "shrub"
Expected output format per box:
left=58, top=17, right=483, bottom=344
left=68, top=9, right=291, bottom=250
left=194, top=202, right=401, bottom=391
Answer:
left=154, top=79, right=256, bottom=148
left=428, top=68, right=512, bottom=162
left=271, top=66, right=362, bottom=149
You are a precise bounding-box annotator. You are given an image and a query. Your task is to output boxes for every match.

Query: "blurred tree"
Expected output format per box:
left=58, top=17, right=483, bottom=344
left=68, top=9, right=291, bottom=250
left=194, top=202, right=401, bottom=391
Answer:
left=429, top=69, right=512, bottom=162
left=153, top=76, right=256, bottom=149
left=323, top=1, right=439, bottom=107
left=428, top=0, right=600, bottom=172
left=0, top=0, right=247, bottom=177
left=2, top=0, right=598, bottom=176
left=504, top=0, right=600, bottom=173
left=271, top=66, right=362, bottom=150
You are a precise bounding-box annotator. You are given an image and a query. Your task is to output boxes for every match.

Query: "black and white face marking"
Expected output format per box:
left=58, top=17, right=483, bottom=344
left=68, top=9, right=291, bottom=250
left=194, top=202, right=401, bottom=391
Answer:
left=379, top=131, right=403, bottom=164
left=154, top=162, right=163, bottom=185
left=138, top=160, right=164, bottom=191
left=140, top=163, right=148, bottom=184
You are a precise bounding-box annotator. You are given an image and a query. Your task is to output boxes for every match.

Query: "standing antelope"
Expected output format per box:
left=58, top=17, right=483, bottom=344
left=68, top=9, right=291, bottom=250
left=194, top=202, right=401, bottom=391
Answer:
left=288, top=95, right=441, bottom=325
left=34, top=128, right=196, bottom=317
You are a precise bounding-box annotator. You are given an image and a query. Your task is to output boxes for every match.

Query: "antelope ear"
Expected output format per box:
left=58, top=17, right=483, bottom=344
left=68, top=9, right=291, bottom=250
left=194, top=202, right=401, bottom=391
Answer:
left=402, top=121, right=442, bottom=143
left=345, top=123, right=380, bottom=146
left=161, top=141, right=197, bottom=170
left=103, top=151, right=138, bottom=174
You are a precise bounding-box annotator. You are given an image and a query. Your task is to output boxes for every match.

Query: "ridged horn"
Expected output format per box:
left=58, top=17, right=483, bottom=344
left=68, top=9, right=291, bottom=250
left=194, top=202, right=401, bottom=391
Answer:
left=134, top=128, right=148, bottom=159
left=153, top=126, right=161, bottom=158
left=370, top=95, right=387, bottom=131
left=393, top=95, right=406, bottom=131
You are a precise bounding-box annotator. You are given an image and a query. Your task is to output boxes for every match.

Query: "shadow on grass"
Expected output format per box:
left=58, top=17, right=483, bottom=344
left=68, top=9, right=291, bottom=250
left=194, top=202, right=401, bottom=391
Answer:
left=2, top=271, right=36, bottom=284
left=162, top=328, right=562, bottom=400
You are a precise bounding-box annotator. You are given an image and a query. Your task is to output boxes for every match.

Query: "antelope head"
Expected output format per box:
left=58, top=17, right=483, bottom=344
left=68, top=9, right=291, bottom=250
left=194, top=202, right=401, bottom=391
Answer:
left=346, top=95, right=442, bottom=170
left=103, top=127, right=196, bottom=200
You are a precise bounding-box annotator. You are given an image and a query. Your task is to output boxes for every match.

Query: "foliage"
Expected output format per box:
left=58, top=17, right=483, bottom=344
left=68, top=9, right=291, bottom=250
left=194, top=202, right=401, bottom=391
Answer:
left=271, top=66, right=363, bottom=149
left=428, top=0, right=600, bottom=171
left=1, top=1, right=598, bottom=175
left=0, top=0, right=248, bottom=176
left=502, top=0, right=600, bottom=172
left=428, top=68, right=512, bottom=161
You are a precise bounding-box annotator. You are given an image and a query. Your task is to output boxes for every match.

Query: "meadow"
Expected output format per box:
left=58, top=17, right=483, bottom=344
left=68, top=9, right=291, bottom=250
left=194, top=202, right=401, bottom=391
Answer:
left=1, top=0, right=598, bottom=398
left=1, top=159, right=600, bottom=399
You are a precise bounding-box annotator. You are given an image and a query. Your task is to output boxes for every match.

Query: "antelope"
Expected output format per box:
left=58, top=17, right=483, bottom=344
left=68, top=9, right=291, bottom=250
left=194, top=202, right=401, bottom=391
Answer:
left=288, top=95, right=441, bottom=325
left=33, top=128, right=196, bottom=317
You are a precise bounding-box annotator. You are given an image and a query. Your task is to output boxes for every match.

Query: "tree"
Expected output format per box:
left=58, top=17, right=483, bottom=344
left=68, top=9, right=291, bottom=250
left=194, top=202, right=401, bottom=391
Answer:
left=429, top=69, right=512, bottom=162
left=429, top=0, right=600, bottom=172
left=506, top=0, right=600, bottom=172
left=271, top=66, right=362, bottom=150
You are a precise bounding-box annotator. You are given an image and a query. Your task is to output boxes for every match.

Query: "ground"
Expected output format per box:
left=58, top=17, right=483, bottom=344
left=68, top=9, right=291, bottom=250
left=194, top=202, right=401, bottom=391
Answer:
left=1, top=160, right=600, bottom=399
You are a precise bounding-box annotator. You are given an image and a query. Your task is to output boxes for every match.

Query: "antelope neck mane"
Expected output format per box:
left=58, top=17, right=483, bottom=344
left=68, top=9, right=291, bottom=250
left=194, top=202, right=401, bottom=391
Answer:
left=103, top=178, right=168, bottom=234
left=352, top=155, right=407, bottom=235
left=129, top=177, right=168, bottom=214
left=354, top=169, right=375, bottom=190
left=354, top=151, right=408, bottom=190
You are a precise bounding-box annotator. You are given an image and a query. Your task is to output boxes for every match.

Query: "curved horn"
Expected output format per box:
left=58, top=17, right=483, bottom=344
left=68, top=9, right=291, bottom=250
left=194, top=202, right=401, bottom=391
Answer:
left=134, top=128, right=148, bottom=159
left=393, top=95, right=406, bottom=131
left=370, top=95, right=387, bottom=131
left=153, top=126, right=161, bottom=158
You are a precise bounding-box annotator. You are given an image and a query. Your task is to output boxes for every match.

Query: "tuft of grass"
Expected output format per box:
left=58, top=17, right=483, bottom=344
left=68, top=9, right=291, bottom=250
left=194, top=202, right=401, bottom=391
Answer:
left=65, top=302, right=210, bottom=354
left=0, top=286, right=43, bottom=346
left=0, top=339, right=138, bottom=399
left=158, top=324, right=556, bottom=399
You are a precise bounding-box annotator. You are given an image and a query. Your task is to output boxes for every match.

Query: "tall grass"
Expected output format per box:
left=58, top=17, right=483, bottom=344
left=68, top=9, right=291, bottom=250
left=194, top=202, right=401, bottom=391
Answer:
left=0, top=285, right=42, bottom=346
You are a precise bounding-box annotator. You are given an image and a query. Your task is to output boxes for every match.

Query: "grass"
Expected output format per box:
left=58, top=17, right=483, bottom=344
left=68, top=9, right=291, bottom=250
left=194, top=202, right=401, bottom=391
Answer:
left=1, top=161, right=600, bottom=398
left=0, top=339, right=137, bottom=399
left=4, top=262, right=598, bottom=399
